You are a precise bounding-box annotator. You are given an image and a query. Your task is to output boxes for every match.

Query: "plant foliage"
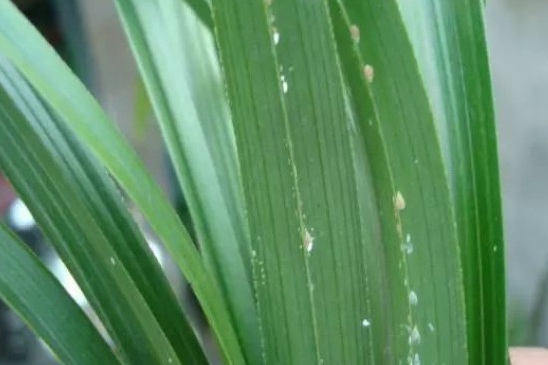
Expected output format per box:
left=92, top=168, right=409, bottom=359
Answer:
left=0, top=0, right=505, bottom=364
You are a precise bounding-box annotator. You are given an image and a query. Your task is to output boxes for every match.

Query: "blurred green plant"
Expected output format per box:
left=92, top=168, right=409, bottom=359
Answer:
left=0, top=0, right=506, bottom=364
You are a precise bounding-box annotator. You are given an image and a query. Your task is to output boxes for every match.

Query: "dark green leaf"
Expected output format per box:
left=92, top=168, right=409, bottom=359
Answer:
left=331, top=0, right=469, bottom=363
left=0, top=57, right=208, bottom=364
left=0, top=3, right=244, bottom=363
left=0, top=223, right=120, bottom=365
left=211, top=0, right=403, bottom=363
left=0, top=62, right=196, bottom=364
left=395, top=1, right=507, bottom=362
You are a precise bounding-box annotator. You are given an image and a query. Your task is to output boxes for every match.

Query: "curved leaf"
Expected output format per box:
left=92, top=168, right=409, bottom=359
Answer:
left=113, top=1, right=260, bottom=362
left=0, top=69, right=189, bottom=364
left=0, top=58, right=208, bottom=364
left=396, top=1, right=507, bottom=362
left=0, top=3, right=244, bottom=364
left=331, top=1, right=469, bottom=363
left=211, top=0, right=398, bottom=363
left=0, top=223, right=120, bottom=365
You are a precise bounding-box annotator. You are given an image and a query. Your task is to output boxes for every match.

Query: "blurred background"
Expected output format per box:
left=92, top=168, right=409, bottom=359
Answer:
left=1, top=0, right=547, bottom=363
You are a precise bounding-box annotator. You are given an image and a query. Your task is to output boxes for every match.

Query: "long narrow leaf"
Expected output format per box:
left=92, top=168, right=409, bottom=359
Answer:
left=211, top=0, right=407, bottom=363
left=0, top=223, right=120, bottom=365
left=395, top=1, right=507, bottom=363
left=0, top=3, right=244, bottom=363
left=330, top=1, right=469, bottom=363
left=182, top=0, right=213, bottom=29
left=0, top=71, right=189, bottom=365
left=0, top=58, right=208, bottom=364
left=112, top=2, right=260, bottom=362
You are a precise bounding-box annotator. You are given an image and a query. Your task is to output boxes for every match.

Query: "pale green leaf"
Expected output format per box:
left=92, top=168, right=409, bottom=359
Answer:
left=112, top=2, right=260, bottom=362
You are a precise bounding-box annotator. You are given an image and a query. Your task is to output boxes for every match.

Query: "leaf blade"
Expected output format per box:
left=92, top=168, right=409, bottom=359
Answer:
left=395, top=1, right=507, bottom=362
left=0, top=223, right=120, bottom=365
left=0, top=57, right=208, bottom=364
left=112, top=1, right=260, bottom=362
left=0, top=3, right=245, bottom=363
left=0, top=68, right=192, bottom=364
left=330, top=0, right=470, bottom=363
left=211, top=0, right=399, bottom=363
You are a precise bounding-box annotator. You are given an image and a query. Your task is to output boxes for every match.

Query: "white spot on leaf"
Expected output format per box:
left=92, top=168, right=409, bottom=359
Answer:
left=361, top=319, right=371, bottom=327
left=304, top=229, right=314, bottom=253
left=350, top=24, right=360, bottom=42
left=363, top=64, right=374, bottom=83
left=408, top=325, right=421, bottom=345
left=409, top=291, right=418, bottom=306
left=273, top=29, right=280, bottom=45
left=394, top=191, right=406, bottom=211
left=280, top=74, right=288, bottom=94
left=404, top=234, right=413, bottom=254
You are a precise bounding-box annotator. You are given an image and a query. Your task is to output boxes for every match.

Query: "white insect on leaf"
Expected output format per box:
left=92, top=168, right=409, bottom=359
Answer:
left=408, top=325, right=421, bottom=345
left=409, top=290, right=418, bottom=306
left=404, top=233, right=414, bottom=254
left=363, top=64, right=374, bottom=83
left=273, top=28, right=280, bottom=45
left=350, top=24, right=360, bottom=43
left=394, top=190, right=406, bottom=211
left=361, top=319, right=371, bottom=327
left=304, top=229, right=314, bottom=253
left=280, top=74, right=288, bottom=94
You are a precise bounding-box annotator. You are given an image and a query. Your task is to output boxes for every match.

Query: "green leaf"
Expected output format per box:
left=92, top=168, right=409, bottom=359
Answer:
left=330, top=0, right=504, bottom=362
left=0, top=223, right=120, bottom=365
left=0, top=57, right=208, bottom=364
left=0, top=3, right=244, bottom=364
left=331, top=0, right=470, bottom=362
left=112, top=1, right=260, bottom=362
left=211, top=0, right=412, bottom=363
left=182, top=0, right=213, bottom=29
left=395, top=1, right=507, bottom=363
left=0, top=63, right=196, bottom=365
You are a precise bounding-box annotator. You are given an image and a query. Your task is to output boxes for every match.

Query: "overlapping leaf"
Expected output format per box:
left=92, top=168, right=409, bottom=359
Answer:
left=0, top=223, right=119, bottom=365
left=0, top=0, right=505, bottom=363
left=112, top=2, right=260, bottom=362
left=0, top=2, right=244, bottom=363
left=395, top=1, right=507, bottom=362
left=0, top=60, right=198, bottom=364
left=212, top=0, right=408, bottom=363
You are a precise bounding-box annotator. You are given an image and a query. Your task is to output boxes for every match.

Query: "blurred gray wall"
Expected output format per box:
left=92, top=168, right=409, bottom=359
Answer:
left=487, top=0, right=548, bottom=343
left=77, top=0, right=548, bottom=345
